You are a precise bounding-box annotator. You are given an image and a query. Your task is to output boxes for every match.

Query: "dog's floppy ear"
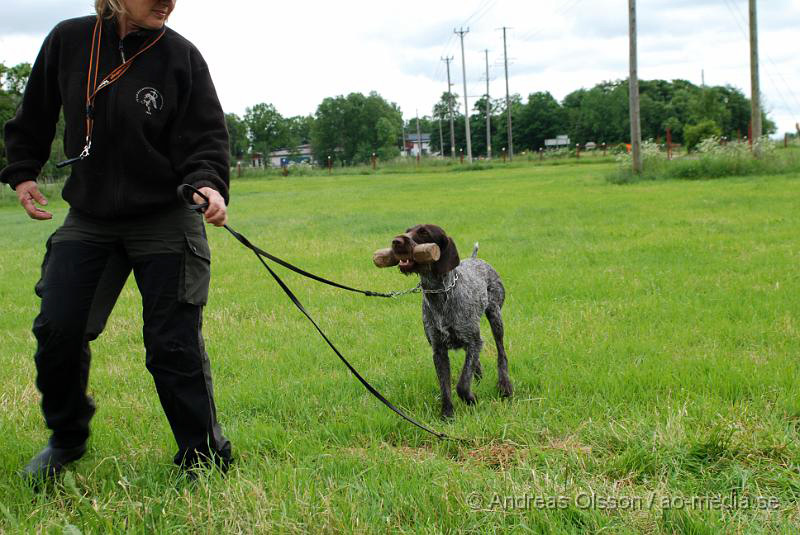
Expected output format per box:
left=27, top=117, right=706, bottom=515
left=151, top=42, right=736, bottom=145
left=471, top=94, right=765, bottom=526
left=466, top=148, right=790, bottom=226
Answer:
left=431, top=237, right=460, bottom=275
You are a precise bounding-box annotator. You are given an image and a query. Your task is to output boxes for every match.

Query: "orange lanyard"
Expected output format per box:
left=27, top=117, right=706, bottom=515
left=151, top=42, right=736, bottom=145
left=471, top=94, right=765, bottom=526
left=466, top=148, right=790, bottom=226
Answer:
left=57, top=17, right=165, bottom=168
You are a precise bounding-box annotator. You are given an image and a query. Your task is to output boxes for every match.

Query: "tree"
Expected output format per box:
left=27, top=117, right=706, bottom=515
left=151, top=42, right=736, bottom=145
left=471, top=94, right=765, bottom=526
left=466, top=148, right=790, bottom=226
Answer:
left=555, top=78, right=773, bottom=147
left=469, top=96, right=502, bottom=157
left=225, top=113, right=248, bottom=161
left=1, top=62, right=32, bottom=95
left=563, top=81, right=630, bottom=145
left=493, top=93, right=523, bottom=155
left=1, top=62, right=68, bottom=178
left=514, top=92, right=565, bottom=151
left=311, top=91, right=402, bottom=164
left=433, top=91, right=462, bottom=156
left=243, top=103, right=287, bottom=157
left=284, top=115, right=314, bottom=148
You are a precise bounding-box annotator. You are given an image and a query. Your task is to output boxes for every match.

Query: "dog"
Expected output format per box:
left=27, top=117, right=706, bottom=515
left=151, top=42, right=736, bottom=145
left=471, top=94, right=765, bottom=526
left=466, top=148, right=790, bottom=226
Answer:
left=390, top=224, right=512, bottom=418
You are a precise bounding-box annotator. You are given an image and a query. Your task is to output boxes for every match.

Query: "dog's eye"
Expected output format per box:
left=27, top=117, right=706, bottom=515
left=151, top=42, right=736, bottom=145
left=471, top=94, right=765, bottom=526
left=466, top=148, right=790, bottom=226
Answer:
left=418, top=228, right=428, bottom=236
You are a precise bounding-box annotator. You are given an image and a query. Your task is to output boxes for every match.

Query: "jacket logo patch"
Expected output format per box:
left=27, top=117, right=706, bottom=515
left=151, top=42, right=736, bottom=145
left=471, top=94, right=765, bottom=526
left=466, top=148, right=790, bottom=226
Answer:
left=135, top=87, right=164, bottom=116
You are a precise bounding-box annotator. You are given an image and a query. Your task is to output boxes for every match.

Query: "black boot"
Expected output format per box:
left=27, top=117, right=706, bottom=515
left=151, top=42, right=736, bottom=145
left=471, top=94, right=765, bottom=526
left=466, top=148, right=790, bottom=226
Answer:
left=21, top=442, right=87, bottom=483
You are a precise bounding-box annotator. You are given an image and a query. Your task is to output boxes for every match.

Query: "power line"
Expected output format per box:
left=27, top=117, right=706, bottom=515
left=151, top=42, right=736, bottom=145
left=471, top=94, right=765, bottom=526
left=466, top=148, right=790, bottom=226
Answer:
left=468, top=0, right=499, bottom=27
left=519, top=0, right=585, bottom=42
left=463, top=0, right=495, bottom=26
left=722, top=0, right=798, bottom=122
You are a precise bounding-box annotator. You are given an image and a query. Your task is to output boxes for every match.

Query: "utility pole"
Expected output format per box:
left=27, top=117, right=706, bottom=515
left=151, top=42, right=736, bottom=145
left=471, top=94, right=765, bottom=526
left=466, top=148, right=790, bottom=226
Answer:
left=437, top=113, right=444, bottom=158
left=441, top=56, right=456, bottom=158
left=749, top=0, right=762, bottom=152
left=501, top=26, right=513, bottom=161
left=628, top=0, right=642, bottom=174
left=455, top=27, right=473, bottom=163
left=416, top=109, right=423, bottom=162
left=484, top=49, right=492, bottom=159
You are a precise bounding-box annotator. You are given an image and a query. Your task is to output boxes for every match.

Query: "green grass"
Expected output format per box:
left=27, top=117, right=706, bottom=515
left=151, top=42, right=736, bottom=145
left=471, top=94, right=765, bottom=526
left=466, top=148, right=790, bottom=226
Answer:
left=1, top=161, right=800, bottom=533
left=611, top=143, right=800, bottom=183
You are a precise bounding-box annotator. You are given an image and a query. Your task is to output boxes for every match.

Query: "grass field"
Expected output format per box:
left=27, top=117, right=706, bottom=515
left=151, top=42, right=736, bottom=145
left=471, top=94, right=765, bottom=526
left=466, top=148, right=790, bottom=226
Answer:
left=1, top=161, right=799, bottom=533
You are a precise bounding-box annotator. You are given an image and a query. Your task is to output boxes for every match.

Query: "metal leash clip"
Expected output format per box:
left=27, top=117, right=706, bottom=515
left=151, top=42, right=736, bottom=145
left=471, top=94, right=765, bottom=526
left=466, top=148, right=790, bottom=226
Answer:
left=56, top=138, right=92, bottom=169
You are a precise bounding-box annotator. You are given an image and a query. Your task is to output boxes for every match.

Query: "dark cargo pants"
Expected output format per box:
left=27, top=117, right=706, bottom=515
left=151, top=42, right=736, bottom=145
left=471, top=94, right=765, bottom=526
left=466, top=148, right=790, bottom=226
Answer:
left=33, top=205, right=231, bottom=468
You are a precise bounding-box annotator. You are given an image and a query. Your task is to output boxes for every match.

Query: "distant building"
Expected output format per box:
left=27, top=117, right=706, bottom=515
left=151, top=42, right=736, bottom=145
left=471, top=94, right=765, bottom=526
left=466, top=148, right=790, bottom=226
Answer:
left=544, top=135, right=571, bottom=148
left=404, top=133, right=431, bottom=157
left=251, top=152, right=264, bottom=167
left=269, top=144, right=314, bottom=167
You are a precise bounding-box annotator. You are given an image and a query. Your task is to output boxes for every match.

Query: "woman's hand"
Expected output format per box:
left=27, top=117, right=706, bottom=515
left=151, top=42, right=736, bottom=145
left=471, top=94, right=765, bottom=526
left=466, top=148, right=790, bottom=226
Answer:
left=193, top=187, right=227, bottom=226
left=16, top=181, right=53, bottom=220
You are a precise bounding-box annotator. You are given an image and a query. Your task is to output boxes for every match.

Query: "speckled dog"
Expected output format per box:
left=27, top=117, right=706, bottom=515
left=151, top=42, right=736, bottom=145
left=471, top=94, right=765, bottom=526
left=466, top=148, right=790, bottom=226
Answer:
left=391, top=224, right=512, bottom=418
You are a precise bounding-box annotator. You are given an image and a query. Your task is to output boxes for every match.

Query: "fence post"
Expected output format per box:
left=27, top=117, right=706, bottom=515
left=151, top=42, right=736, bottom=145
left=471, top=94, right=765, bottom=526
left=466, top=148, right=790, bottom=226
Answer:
left=539, top=147, right=543, bottom=161
left=575, top=143, right=580, bottom=159
left=666, top=128, right=672, bottom=160
left=459, top=148, right=464, bottom=164
left=327, top=155, right=332, bottom=175
left=502, top=147, right=507, bottom=162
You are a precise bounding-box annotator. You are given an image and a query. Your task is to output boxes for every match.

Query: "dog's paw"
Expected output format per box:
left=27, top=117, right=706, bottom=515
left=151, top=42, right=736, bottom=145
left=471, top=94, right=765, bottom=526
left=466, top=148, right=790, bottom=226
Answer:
left=457, top=387, right=477, bottom=405
left=441, top=405, right=454, bottom=420
left=499, top=378, right=513, bottom=399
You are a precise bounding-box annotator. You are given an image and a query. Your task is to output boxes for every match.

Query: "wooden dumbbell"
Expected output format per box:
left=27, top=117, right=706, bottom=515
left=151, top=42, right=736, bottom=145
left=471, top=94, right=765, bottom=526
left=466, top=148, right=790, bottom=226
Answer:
left=373, top=243, right=441, bottom=268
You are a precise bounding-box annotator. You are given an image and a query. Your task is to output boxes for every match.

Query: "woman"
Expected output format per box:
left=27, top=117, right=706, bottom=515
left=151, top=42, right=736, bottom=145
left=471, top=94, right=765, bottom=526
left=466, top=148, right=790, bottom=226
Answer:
left=1, top=0, right=233, bottom=482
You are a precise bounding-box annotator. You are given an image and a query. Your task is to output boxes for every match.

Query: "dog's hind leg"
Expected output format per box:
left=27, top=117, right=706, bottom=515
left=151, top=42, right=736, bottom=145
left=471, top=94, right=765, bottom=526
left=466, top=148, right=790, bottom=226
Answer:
left=432, top=346, right=454, bottom=419
left=486, top=305, right=512, bottom=398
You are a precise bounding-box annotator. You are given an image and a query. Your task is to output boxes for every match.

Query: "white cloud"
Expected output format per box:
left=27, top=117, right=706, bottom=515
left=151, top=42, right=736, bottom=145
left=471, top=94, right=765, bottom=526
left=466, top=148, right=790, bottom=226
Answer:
left=1, top=0, right=798, bottom=134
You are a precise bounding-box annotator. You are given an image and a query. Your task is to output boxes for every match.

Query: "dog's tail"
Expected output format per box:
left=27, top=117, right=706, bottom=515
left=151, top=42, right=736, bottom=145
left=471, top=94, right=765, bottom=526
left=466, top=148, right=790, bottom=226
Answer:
left=471, top=242, right=479, bottom=259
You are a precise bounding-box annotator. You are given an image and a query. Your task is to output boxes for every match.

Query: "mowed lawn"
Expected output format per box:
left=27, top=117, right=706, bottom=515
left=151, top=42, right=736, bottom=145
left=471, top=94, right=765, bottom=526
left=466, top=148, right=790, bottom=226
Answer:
left=1, top=162, right=799, bottom=534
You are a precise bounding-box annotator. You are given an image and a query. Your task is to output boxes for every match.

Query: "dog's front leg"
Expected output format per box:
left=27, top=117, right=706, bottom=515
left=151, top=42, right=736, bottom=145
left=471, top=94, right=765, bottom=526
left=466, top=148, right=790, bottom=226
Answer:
left=456, top=342, right=481, bottom=405
left=432, top=345, right=454, bottom=419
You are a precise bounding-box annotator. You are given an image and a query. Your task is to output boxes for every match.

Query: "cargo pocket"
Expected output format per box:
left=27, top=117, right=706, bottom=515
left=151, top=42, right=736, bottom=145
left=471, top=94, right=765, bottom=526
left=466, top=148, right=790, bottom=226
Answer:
left=180, top=233, right=211, bottom=306
left=35, top=233, right=56, bottom=298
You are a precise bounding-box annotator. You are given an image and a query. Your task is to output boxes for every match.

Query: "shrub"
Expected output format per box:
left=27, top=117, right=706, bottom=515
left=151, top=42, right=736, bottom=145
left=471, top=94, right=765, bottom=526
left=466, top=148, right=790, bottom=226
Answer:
left=609, top=136, right=799, bottom=183
left=684, top=120, right=722, bottom=152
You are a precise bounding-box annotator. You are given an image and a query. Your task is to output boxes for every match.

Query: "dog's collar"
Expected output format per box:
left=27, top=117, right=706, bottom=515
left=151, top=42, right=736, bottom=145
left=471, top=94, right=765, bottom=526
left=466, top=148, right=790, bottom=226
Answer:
left=420, top=271, right=459, bottom=295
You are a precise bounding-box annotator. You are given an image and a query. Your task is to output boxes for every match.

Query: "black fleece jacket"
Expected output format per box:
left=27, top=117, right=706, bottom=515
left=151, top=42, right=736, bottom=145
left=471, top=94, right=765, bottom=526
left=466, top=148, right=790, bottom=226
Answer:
left=0, top=16, right=229, bottom=218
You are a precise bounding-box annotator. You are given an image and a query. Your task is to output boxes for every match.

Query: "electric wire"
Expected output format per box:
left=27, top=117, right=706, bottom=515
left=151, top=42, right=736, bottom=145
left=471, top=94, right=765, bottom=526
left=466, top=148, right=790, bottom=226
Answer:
left=721, top=0, right=798, bottom=123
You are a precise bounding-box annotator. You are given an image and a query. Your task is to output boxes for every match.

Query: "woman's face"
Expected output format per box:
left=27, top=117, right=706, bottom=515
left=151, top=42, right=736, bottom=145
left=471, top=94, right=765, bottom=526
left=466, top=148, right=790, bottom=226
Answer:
left=121, top=0, right=176, bottom=31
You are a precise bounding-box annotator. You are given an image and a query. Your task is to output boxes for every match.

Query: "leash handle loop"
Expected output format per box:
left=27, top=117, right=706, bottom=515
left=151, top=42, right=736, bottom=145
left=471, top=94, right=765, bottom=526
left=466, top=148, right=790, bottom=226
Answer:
left=177, top=184, right=210, bottom=213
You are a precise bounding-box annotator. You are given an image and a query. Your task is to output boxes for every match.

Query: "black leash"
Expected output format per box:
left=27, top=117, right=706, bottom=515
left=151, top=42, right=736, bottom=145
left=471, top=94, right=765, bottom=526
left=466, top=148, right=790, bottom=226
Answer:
left=177, top=185, right=450, bottom=441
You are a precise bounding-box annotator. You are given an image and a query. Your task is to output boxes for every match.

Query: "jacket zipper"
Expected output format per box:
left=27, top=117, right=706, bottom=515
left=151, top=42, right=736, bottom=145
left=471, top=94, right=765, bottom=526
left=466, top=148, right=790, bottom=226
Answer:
left=111, top=37, right=125, bottom=213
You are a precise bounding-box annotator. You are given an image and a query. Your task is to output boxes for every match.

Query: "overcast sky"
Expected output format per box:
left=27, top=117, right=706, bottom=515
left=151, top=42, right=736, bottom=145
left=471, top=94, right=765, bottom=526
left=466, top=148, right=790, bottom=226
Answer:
left=1, top=0, right=798, bottom=136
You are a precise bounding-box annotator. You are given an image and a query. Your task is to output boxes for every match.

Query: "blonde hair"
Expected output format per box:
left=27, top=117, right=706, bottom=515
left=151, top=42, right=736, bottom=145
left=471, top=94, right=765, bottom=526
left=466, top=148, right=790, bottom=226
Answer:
left=94, top=0, right=127, bottom=18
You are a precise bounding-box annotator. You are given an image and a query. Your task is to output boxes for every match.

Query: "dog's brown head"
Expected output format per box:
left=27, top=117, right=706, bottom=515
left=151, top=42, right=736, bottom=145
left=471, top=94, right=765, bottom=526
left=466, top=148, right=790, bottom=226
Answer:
left=391, top=224, right=460, bottom=276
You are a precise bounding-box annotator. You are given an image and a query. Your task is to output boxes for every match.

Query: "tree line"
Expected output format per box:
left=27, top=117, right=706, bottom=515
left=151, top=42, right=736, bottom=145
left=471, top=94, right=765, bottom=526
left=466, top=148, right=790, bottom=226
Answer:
left=1, top=60, right=776, bottom=174
left=422, top=79, right=775, bottom=157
